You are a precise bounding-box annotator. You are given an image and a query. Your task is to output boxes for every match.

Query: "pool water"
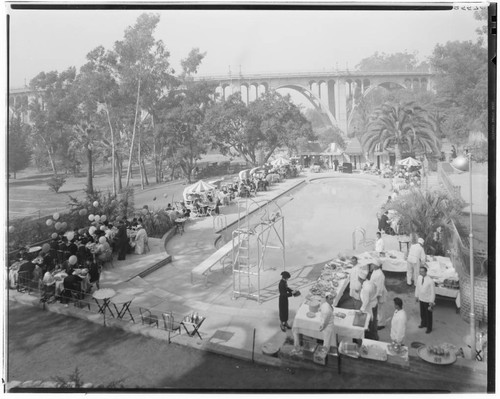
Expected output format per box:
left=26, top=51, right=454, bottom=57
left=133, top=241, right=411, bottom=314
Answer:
left=240, top=177, right=387, bottom=269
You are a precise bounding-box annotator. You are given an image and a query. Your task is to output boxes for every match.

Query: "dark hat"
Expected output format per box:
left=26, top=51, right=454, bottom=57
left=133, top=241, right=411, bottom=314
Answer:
left=281, top=271, right=291, bottom=279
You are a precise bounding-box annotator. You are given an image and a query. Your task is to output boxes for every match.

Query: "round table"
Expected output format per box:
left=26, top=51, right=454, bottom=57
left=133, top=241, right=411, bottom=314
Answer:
left=93, top=288, right=116, bottom=325
left=417, top=346, right=457, bottom=365
left=110, top=293, right=135, bottom=322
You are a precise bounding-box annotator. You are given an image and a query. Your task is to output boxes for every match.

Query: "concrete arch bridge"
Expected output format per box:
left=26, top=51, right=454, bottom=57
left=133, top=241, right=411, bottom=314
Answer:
left=197, top=70, right=435, bottom=135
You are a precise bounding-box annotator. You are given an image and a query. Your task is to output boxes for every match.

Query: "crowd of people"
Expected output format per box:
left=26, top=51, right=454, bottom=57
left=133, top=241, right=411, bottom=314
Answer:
left=8, top=216, right=151, bottom=304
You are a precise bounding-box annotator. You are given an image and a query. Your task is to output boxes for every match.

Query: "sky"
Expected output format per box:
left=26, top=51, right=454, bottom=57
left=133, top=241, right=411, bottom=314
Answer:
left=7, top=4, right=485, bottom=89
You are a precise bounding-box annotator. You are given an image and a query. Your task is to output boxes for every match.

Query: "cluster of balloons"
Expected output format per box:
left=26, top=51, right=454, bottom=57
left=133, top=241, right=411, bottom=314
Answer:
left=88, top=214, right=107, bottom=222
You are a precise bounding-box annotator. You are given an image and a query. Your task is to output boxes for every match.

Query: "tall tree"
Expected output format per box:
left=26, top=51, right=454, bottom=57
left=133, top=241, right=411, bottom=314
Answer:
left=430, top=40, right=488, bottom=134
left=356, top=51, right=429, bottom=72
left=29, top=68, right=77, bottom=174
left=204, top=91, right=313, bottom=166
left=8, top=116, right=32, bottom=178
left=361, top=101, right=440, bottom=161
left=162, top=81, right=214, bottom=182
left=114, top=13, right=174, bottom=188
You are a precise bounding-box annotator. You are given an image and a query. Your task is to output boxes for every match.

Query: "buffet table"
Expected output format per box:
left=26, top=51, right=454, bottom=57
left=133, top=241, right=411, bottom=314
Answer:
left=292, top=302, right=370, bottom=347
left=356, top=250, right=407, bottom=273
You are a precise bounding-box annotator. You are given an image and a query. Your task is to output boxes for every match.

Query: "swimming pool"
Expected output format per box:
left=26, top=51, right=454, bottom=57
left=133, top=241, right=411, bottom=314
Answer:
left=235, top=176, right=387, bottom=269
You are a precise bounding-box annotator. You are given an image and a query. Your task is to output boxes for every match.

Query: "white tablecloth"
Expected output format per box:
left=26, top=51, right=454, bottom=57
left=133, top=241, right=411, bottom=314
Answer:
left=292, top=302, right=371, bottom=346
left=357, top=251, right=407, bottom=273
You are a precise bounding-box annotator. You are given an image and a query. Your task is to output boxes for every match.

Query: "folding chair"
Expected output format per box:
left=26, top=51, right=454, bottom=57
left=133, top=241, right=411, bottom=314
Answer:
left=181, top=316, right=206, bottom=340
left=139, top=307, right=159, bottom=328
left=162, top=312, right=182, bottom=343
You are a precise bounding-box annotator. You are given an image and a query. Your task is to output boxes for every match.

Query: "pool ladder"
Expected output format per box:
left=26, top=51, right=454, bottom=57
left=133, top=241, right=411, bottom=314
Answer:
left=352, top=227, right=374, bottom=250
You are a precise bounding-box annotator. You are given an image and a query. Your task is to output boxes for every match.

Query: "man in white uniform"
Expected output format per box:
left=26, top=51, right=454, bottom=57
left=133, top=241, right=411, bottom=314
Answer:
left=360, top=278, right=379, bottom=340
left=374, top=232, right=385, bottom=254
left=369, top=260, right=388, bottom=329
left=390, top=297, right=407, bottom=344
left=349, top=260, right=369, bottom=310
left=319, top=292, right=336, bottom=348
left=407, top=237, right=426, bottom=286
left=415, top=265, right=435, bottom=334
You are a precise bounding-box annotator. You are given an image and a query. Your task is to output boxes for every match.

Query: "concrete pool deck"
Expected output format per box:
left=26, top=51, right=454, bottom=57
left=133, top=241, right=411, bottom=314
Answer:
left=8, top=169, right=486, bottom=388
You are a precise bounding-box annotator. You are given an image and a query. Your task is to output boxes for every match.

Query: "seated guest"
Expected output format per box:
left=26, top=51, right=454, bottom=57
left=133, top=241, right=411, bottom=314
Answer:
left=8, top=254, right=24, bottom=289
left=96, top=236, right=112, bottom=264
left=41, top=270, right=56, bottom=302
left=62, top=270, right=83, bottom=303
left=87, top=260, right=101, bottom=291
left=67, top=238, right=78, bottom=256
left=17, top=253, right=36, bottom=290
left=134, top=224, right=149, bottom=255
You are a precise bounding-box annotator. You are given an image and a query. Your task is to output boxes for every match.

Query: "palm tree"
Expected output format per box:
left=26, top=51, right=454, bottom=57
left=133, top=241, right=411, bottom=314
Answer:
left=361, top=101, right=440, bottom=161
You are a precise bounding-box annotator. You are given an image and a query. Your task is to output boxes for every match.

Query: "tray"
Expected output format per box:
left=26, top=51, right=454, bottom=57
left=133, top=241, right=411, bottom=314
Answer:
left=353, top=312, right=367, bottom=327
left=417, top=346, right=457, bottom=365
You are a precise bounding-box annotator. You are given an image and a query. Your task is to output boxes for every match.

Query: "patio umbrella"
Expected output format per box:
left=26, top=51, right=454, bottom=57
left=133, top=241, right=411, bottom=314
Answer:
left=183, top=180, right=216, bottom=201
left=271, top=157, right=290, bottom=167
left=250, top=166, right=264, bottom=175
left=239, top=169, right=251, bottom=180
left=398, top=157, right=421, bottom=167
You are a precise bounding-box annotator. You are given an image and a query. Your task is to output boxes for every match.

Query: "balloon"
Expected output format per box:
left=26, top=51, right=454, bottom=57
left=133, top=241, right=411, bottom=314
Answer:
left=93, top=201, right=99, bottom=207
left=67, top=231, right=75, bottom=241
left=61, top=222, right=67, bottom=230
left=89, top=226, right=96, bottom=235
left=100, top=215, right=107, bottom=222
left=142, top=208, right=148, bottom=215
left=53, top=213, right=60, bottom=221
left=111, top=199, right=118, bottom=206
left=46, top=219, right=53, bottom=226
left=115, top=215, right=122, bottom=221
left=79, top=209, right=87, bottom=216
left=78, top=228, right=85, bottom=235
left=42, top=243, right=50, bottom=253
left=99, top=236, right=107, bottom=244
left=100, top=225, right=106, bottom=231
left=8, top=226, right=14, bottom=233
left=51, top=233, right=58, bottom=239
left=94, top=215, right=101, bottom=223
left=54, top=222, right=62, bottom=230
left=68, top=255, right=78, bottom=265
left=88, top=214, right=95, bottom=221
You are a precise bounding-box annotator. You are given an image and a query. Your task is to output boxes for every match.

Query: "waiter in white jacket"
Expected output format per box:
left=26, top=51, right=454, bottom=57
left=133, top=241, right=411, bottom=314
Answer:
left=369, top=260, right=388, bottom=329
left=319, top=292, right=336, bottom=348
left=360, top=278, right=379, bottom=340
left=415, top=265, right=435, bottom=334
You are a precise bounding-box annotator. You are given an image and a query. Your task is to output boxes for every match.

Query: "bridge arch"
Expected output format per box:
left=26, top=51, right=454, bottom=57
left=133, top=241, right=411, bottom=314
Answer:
left=275, top=83, right=341, bottom=131
left=347, top=81, right=405, bottom=132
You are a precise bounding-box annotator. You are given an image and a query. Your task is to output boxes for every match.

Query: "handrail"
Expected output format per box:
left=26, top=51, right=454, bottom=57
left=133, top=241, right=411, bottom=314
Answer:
left=352, top=227, right=366, bottom=250
left=437, top=162, right=461, bottom=198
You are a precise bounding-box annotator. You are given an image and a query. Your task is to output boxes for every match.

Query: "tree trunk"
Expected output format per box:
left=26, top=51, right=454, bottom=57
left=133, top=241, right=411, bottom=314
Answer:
left=116, top=155, right=123, bottom=191
left=86, top=146, right=94, bottom=194
left=126, top=77, right=141, bottom=186
left=138, top=123, right=144, bottom=190
left=395, top=144, right=403, bottom=163
left=41, top=136, right=57, bottom=175
left=142, top=159, right=149, bottom=185
left=105, top=103, right=117, bottom=196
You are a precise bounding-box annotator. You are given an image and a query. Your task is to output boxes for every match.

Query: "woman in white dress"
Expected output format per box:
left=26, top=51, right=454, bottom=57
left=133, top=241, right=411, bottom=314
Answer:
left=134, top=224, right=149, bottom=254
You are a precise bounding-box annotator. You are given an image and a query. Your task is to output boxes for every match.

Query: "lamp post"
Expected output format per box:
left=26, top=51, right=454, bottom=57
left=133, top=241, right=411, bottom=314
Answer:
left=452, top=152, right=475, bottom=360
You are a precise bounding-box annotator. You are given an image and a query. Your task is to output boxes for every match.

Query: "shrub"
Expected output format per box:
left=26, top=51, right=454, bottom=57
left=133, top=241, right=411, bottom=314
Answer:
left=47, top=174, right=66, bottom=193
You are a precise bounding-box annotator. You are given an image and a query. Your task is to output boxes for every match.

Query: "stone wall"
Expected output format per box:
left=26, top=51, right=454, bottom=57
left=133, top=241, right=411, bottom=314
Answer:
left=459, top=273, right=489, bottom=324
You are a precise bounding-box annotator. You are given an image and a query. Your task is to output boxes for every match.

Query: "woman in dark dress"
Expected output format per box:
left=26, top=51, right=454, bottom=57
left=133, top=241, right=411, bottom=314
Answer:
left=115, top=220, right=129, bottom=261
left=278, top=271, right=295, bottom=332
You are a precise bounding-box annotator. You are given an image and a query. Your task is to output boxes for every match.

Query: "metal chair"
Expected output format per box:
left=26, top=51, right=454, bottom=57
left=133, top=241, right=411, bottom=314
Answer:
left=139, top=307, right=159, bottom=328
left=162, top=312, right=182, bottom=343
